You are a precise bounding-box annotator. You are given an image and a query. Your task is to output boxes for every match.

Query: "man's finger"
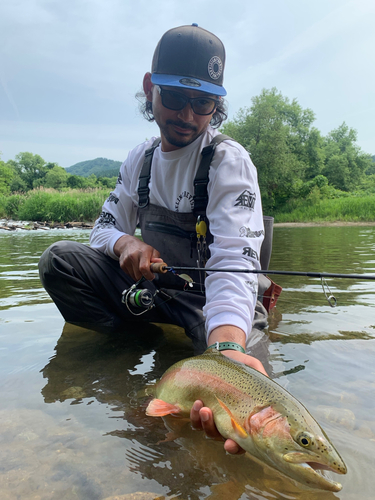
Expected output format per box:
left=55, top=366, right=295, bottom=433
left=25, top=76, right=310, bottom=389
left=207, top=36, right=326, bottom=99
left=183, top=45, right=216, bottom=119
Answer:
left=190, top=400, right=204, bottom=429
left=224, top=439, right=246, bottom=455
left=199, top=408, right=224, bottom=441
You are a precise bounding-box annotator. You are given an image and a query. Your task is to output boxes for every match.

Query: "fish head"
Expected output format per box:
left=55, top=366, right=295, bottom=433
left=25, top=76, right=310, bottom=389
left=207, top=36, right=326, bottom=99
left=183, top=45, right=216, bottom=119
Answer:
left=244, top=405, right=347, bottom=492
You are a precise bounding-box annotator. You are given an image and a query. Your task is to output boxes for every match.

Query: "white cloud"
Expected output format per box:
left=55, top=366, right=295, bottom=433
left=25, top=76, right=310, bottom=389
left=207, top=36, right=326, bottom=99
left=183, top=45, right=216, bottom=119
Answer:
left=0, top=0, right=374, bottom=165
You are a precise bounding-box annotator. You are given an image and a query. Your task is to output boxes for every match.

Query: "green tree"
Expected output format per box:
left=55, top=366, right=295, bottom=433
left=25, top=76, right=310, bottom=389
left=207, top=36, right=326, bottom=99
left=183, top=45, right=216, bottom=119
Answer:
left=366, top=156, right=375, bottom=176
left=85, top=173, right=99, bottom=188
left=222, top=88, right=319, bottom=211
left=67, top=174, right=88, bottom=189
left=13, top=152, right=47, bottom=190
left=304, top=128, right=325, bottom=180
left=97, top=176, right=117, bottom=189
left=44, top=166, right=69, bottom=189
left=322, top=123, right=372, bottom=191
left=0, top=158, right=15, bottom=194
left=10, top=174, right=28, bottom=193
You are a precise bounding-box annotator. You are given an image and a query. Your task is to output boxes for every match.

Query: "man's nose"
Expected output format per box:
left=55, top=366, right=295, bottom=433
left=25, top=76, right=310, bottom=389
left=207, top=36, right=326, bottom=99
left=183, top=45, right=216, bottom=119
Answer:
left=177, top=102, right=195, bottom=122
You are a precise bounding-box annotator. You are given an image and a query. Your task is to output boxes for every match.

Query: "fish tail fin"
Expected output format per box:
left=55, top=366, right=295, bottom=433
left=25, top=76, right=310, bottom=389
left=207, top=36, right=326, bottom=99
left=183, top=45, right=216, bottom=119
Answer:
left=216, top=397, right=248, bottom=439
left=146, top=398, right=181, bottom=417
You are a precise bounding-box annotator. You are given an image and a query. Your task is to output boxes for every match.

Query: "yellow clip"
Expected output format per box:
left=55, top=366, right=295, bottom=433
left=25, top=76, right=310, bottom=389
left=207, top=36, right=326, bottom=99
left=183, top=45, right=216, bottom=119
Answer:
left=196, top=219, right=207, bottom=239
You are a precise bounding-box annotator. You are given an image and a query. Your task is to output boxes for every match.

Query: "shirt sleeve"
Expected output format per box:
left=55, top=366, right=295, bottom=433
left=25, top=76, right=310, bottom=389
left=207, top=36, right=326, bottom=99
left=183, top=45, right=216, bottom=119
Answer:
left=89, top=154, right=140, bottom=259
left=203, top=141, right=264, bottom=340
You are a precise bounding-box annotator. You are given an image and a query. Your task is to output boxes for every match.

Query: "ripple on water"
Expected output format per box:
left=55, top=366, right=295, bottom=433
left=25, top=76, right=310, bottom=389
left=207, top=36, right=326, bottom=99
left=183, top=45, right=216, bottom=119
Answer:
left=1, top=227, right=375, bottom=499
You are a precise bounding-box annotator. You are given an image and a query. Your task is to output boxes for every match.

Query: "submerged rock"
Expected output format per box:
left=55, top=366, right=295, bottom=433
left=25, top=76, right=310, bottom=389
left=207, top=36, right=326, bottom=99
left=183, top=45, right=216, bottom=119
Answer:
left=315, top=405, right=356, bottom=430
left=0, top=219, right=94, bottom=231
left=61, top=386, right=87, bottom=399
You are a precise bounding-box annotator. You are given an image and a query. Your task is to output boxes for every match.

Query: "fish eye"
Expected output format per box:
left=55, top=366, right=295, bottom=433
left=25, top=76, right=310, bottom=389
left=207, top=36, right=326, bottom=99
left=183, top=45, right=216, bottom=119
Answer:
left=297, top=433, right=311, bottom=447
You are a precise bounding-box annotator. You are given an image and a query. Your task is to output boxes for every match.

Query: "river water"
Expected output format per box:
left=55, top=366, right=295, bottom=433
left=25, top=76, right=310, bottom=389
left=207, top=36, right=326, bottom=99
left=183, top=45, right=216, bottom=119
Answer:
left=0, top=225, right=375, bottom=500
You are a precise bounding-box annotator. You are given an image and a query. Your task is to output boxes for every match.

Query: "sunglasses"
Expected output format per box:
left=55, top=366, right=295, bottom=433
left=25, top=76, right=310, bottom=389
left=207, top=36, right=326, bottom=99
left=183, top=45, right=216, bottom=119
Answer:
left=157, top=86, right=219, bottom=115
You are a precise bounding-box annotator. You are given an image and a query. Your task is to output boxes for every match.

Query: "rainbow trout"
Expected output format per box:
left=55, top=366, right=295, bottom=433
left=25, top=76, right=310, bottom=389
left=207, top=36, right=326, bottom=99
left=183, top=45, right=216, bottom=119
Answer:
left=146, top=348, right=347, bottom=492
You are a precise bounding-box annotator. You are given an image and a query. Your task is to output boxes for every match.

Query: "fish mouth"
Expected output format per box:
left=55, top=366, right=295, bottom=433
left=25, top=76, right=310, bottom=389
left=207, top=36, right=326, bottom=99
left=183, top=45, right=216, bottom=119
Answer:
left=290, top=461, right=343, bottom=492
left=282, top=451, right=346, bottom=492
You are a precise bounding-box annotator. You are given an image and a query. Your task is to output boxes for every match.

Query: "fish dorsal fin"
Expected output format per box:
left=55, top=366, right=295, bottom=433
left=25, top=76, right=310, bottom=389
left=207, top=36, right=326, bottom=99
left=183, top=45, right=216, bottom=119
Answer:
left=216, top=397, right=248, bottom=439
left=146, top=398, right=181, bottom=417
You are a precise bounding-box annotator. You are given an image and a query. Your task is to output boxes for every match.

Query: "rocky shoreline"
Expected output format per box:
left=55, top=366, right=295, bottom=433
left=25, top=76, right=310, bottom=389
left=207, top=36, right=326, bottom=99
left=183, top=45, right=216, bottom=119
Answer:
left=2, top=219, right=375, bottom=232
left=0, top=220, right=94, bottom=231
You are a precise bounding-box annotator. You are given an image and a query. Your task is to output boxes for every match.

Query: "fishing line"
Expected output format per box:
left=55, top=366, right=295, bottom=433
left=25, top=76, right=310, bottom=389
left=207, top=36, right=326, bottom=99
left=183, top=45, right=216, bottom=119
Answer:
left=165, top=266, right=375, bottom=281
left=164, top=266, right=375, bottom=308
left=122, top=262, right=374, bottom=315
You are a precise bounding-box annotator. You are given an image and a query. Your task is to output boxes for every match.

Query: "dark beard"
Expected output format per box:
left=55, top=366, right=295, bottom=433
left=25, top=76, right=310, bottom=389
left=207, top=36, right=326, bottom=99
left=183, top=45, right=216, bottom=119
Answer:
left=159, top=120, right=201, bottom=148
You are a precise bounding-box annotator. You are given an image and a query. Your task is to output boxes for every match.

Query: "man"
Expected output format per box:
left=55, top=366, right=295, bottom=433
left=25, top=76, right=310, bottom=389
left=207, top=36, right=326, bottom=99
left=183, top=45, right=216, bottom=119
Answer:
left=39, top=24, right=271, bottom=454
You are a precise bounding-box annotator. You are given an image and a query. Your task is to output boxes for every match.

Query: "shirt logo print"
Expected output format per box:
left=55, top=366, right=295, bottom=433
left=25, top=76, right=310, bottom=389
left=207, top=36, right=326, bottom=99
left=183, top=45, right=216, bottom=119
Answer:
left=239, top=226, right=264, bottom=238
left=106, top=193, right=119, bottom=204
left=235, top=190, right=256, bottom=210
left=175, top=190, right=194, bottom=212
left=96, top=211, right=116, bottom=228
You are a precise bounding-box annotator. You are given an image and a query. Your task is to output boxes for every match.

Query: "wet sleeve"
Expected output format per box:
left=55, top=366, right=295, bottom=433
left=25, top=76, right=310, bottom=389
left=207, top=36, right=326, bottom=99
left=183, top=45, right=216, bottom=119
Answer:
left=203, top=144, right=264, bottom=340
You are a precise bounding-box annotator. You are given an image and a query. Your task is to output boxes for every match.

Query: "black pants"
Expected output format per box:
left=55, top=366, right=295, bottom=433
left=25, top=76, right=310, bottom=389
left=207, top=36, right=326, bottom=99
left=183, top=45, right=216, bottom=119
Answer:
left=39, top=241, right=269, bottom=351
left=38, top=241, right=207, bottom=345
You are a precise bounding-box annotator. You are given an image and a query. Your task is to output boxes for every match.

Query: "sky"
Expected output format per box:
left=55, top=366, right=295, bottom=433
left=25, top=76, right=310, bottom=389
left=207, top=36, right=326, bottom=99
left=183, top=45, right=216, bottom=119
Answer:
left=1, top=0, right=374, bottom=168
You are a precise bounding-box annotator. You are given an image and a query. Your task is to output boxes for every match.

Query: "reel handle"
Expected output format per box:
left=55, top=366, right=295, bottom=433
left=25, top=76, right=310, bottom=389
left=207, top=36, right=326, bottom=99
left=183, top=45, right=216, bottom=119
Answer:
left=150, top=262, right=168, bottom=274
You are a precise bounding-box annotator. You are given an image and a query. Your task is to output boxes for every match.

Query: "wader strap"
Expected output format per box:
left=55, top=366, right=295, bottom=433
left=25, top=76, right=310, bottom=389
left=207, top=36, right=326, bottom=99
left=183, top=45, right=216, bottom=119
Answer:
left=193, top=134, right=232, bottom=218
left=137, top=134, right=275, bottom=271
left=138, top=138, right=161, bottom=208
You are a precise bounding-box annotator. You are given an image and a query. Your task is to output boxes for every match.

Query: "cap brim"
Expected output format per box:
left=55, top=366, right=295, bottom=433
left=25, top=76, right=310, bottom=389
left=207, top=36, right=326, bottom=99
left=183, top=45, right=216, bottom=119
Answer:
left=151, top=73, right=227, bottom=97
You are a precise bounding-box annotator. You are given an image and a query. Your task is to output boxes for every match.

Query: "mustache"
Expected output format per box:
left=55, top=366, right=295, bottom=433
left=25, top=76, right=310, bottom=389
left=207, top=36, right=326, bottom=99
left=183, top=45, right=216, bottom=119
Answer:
left=166, top=120, right=197, bottom=132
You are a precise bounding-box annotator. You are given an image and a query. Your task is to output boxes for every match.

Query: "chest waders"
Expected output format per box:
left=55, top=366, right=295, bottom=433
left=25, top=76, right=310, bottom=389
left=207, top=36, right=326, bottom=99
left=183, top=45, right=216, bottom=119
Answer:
left=137, top=134, right=276, bottom=304
left=37, top=135, right=278, bottom=343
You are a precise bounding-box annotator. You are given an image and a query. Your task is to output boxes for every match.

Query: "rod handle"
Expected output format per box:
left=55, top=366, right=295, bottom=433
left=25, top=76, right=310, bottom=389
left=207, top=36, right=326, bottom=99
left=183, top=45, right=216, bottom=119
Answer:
left=150, top=262, right=168, bottom=274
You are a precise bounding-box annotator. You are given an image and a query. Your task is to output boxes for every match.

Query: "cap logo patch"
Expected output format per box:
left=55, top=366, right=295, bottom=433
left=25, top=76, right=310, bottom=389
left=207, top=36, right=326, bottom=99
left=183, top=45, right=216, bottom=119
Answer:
left=179, top=78, right=201, bottom=87
left=208, top=56, right=223, bottom=80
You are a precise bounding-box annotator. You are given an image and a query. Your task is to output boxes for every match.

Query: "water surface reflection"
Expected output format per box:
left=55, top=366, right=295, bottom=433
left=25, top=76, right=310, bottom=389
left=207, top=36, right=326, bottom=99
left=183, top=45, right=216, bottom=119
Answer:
left=1, top=226, right=375, bottom=499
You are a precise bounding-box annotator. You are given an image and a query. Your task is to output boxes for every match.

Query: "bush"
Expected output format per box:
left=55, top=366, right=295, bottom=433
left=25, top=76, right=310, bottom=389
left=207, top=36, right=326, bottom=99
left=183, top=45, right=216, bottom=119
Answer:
left=0, top=194, right=24, bottom=218
left=9, top=188, right=109, bottom=222
left=275, top=194, right=375, bottom=222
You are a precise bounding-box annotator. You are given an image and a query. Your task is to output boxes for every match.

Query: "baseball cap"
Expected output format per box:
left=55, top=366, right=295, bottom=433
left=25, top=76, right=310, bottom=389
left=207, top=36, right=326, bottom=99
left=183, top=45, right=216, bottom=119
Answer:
left=151, top=24, right=227, bottom=96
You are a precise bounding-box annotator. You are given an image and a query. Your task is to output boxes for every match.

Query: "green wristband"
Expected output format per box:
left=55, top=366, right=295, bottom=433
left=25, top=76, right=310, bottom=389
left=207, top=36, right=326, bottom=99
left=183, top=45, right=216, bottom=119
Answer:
left=207, top=341, right=245, bottom=354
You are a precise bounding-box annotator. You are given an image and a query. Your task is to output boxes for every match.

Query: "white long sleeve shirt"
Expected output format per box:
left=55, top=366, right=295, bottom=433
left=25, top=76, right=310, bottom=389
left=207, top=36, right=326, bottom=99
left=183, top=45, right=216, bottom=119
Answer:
left=90, top=126, right=264, bottom=340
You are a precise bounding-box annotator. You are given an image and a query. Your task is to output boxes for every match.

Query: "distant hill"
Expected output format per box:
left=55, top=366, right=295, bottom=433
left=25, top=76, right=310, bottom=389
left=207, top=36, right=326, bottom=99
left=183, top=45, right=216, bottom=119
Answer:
left=65, top=158, right=122, bottom=178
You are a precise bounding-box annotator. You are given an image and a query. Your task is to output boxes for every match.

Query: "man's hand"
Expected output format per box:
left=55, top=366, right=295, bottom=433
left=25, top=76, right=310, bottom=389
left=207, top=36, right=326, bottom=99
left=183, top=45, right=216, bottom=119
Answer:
left=190, top=399, right=245, bottom=455
left=114, top=235, right=163, bottom=281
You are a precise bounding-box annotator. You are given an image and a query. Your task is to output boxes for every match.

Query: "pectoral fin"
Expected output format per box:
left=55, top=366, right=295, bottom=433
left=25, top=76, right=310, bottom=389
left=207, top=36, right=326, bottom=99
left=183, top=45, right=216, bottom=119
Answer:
left=216, top=397, right=248, bottom=439
left=146, top=398, right=181, bottom=417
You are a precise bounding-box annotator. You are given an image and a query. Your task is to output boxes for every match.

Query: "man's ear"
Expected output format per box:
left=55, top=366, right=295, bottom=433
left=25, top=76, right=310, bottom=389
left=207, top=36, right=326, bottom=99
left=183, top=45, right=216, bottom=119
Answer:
left=143, top=73, right=153, bottom=102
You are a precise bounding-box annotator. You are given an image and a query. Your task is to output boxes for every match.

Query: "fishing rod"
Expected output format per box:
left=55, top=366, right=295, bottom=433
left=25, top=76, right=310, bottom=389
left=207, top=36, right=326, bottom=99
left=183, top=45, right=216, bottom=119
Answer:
left=150, top=263, right=375, bottom=281
left=151, top=262, right=375, bottom=309
left=122, top=262, right=375, bottom=315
